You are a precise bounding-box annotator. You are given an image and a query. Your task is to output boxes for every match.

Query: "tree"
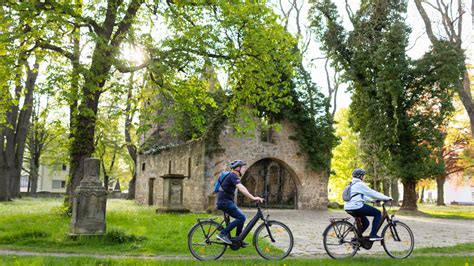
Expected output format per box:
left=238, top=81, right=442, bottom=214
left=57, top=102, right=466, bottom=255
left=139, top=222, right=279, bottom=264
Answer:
left=329, top=108, right=361, bottom=202
left=309, top=0, right=465, bottom=210
left=415, top=0, right=474, bottom=137
left=435, top=105, right=474, bottom=205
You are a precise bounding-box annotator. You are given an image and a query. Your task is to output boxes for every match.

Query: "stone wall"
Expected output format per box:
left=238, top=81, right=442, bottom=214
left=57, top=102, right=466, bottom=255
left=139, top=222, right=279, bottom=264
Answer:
left=136, top=140, right=207, bottom=211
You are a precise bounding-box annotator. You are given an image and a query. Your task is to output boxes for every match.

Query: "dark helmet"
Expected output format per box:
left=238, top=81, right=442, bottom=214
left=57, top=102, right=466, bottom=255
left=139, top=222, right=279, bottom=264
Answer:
left=230, top=160, right=247, bottom=169
left=352, top=168, right=366, bottom=179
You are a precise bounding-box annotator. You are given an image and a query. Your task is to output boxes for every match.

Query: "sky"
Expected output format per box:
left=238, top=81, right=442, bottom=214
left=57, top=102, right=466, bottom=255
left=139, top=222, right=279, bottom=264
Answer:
left=271, top=0, right=473, bottom=113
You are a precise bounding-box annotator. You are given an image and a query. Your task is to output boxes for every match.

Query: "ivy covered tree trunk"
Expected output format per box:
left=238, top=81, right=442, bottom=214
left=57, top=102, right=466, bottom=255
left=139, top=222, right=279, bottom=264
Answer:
left=436, top=174, right=446, bottom=206
left=64, top=0, right=144, bottom=208
left=401, top=180, right=417, bottom=211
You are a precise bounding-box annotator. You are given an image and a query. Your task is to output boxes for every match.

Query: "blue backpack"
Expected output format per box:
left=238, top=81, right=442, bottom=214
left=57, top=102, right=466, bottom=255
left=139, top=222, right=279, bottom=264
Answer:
left=212, top=171, right=231, bottom=193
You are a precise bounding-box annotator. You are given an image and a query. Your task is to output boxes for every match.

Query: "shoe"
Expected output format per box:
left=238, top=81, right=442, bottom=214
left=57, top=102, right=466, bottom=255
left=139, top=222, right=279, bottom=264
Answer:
left=241, top=241, right=250, bottom=248
left=369, top=235, right=383, bottom=241
left=216, top=232, right=232, bottom=244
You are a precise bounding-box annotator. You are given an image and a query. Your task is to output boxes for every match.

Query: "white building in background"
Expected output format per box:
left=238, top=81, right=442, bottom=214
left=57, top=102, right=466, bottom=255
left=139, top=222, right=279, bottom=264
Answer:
left=20, top=163, right=68, bottom=193
left=398, top=176, right=474, bottom=205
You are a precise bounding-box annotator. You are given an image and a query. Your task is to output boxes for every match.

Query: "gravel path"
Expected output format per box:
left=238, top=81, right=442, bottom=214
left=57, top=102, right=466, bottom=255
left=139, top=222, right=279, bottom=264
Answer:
left=241, top=209, right=474, bottom=257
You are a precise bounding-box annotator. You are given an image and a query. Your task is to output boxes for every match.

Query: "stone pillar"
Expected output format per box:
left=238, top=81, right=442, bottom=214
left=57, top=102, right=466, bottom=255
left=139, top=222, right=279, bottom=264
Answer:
left=71, top=158, right=107, bottom=235
left=156, top=174, right=189, bottom=213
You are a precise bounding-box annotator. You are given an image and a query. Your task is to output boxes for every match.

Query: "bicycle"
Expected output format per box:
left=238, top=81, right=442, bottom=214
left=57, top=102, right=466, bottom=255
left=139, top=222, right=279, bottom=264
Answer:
left=187, top=202, right=294, bottom=260
left=322, top=200, right=414, bottom=259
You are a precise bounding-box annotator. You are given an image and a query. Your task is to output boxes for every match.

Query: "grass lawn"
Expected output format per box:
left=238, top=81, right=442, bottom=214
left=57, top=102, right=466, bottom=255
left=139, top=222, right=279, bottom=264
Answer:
left=416, top=204, right=474, bottom=220
left=0, top=197, right=261, bottom=256
left=0, top=255, right=473, bottom=266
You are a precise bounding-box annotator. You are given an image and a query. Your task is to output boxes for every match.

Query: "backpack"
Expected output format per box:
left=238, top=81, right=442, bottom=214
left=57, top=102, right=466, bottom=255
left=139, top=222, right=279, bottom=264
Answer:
left=342, top=182, right=361, bottom=202
left=212, top=171, right=231, bottom=194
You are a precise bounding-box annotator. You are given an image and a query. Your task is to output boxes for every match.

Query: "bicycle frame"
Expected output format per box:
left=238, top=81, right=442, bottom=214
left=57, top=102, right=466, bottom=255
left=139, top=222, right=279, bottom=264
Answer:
left=353, top=202, right=401, bottom=241
left=197, top=203, right=274, bottom=246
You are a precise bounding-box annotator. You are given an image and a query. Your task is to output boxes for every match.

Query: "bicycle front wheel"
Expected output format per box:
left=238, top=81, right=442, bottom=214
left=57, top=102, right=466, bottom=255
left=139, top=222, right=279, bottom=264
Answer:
left=253, top=220, right=293, bottom=260
left=382, top=221, right=414, bottom=259
left=323, top=220, right=359, bottom=259
left=188, top=220, right=227, bottom=260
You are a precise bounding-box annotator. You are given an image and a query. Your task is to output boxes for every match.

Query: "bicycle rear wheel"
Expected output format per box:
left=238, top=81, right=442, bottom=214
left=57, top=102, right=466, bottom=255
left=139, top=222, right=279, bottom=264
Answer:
left=323, top=220, right=359, bottom=259
left=382, top=221, right=414, bottom=259
left=188, top=220, right=227, bottom=260
left=253, top=220, right=293, bottom=260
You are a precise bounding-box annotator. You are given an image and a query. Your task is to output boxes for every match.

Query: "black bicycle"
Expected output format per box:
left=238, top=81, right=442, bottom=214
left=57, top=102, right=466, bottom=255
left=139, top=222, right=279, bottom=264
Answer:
left=323, top=200, right=414, bottom=259
left=187, top=202, right=294, bottom=260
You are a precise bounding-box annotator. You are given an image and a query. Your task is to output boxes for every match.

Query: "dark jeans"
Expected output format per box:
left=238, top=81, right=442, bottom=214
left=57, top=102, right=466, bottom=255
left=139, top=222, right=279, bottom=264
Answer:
left=216, top=202, right=246, bottom=237
left=348, top=204, right=382, bottom=237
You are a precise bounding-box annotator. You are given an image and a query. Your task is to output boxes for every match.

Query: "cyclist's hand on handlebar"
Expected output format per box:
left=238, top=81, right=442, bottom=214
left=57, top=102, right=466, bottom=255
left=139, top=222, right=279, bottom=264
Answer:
left=253, top=196, right=264, bottom=203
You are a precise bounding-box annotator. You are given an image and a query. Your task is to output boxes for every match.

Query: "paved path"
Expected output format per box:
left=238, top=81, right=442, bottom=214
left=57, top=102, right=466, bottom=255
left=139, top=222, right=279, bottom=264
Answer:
left=241, top=209, right=474, bottom=257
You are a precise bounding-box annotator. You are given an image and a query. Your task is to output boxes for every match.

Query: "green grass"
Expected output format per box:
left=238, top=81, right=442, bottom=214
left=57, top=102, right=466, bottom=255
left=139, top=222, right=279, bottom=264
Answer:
left=0, top=197, right=260, bottom=256
left=414, top=242, right=474, bottom=254
left=0, top=255, right=473, bottom=266
left=416, top=204, right=474, bottom=220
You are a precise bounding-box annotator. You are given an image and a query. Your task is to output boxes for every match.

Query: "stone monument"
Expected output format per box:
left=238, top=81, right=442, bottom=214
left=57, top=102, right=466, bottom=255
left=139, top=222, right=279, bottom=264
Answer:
left=156, top=174, right=189, bottom=213
left=71, top=158, right=107, bottom=235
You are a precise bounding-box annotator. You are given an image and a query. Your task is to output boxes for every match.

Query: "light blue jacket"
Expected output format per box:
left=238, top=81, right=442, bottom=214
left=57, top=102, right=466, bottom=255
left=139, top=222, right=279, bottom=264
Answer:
left=344, top=178, right=391, bottom=210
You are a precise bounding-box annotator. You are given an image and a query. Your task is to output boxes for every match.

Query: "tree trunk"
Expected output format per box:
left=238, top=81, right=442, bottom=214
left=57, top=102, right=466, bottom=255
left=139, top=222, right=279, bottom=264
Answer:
left=128, top=175, right=136, bottom=200
left=382, top=178, right=390, bottom=196
left=0, top=167, right=11, bottom=201
left=419, top=186, right=425, bottom=204
left=400, top=179, right=418, bottom=210
left=460, top=70, right=474, bottom=136
left=125, top=77, right=137, bottom=200
left=391, top=178, right=399, bottom=206
left=436, top=174, right=446, bottom=206
left=104, top=175, right=110, bottom=191
left=9, top=61, right=39, bottom=199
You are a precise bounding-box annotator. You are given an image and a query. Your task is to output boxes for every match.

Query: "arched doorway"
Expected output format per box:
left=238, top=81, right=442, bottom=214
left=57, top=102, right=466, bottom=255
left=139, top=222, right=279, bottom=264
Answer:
left=237, top=158, right=298, bottom=209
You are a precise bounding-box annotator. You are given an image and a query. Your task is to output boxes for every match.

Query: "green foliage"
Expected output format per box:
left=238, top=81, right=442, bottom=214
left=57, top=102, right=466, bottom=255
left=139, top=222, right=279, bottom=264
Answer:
left=329, top=109, right=361, bottom=202
left=283, top=82, right=338, bottom=171
left=309, top=1, right=465, bottom=186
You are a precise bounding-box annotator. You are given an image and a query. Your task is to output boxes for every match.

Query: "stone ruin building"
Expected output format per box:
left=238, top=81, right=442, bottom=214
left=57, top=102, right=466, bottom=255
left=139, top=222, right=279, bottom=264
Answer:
left=135, top=118, right=328, bottom=211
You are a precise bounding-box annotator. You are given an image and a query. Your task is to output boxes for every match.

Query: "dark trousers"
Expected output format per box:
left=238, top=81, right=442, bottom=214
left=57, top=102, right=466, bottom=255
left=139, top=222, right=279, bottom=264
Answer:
left=217, top=202, right=246, bottom=237
left=349, top=204, right=382, bottom=237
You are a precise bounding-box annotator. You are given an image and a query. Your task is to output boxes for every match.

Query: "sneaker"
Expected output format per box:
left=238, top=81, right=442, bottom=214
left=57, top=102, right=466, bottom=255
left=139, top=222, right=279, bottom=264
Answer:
left=241, top=241, right=250, bottom=248
left=216, top=232, right=232, bottom=244
left=369, top=235, right=383, bottom=241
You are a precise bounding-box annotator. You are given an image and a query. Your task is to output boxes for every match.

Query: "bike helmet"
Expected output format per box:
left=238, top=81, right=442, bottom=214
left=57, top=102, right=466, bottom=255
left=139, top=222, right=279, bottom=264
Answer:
left=230, top=160, right=247, bottom=169
left=352, top=168, right=366, bottom=179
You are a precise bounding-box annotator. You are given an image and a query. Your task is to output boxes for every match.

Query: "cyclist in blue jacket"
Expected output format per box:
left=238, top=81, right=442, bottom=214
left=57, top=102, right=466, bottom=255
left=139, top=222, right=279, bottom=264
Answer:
left=216, top=160, right=264, bottom=246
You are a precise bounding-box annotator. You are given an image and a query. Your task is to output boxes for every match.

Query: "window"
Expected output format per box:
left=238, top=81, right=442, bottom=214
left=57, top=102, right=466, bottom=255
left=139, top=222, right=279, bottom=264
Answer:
left=52, top=180, right=66, bottom=189
left=142, top=163, right=146, bottom=172
left=62, top=164, right=67, bottom=171
left=472, top=191, right=474, bottom=201
left=427, top=192, right=432, bottom=200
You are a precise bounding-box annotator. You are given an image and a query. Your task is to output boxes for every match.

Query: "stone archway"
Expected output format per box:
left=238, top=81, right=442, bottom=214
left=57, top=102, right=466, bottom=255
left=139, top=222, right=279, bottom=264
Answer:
left=237, top=158, right=298, bottom=209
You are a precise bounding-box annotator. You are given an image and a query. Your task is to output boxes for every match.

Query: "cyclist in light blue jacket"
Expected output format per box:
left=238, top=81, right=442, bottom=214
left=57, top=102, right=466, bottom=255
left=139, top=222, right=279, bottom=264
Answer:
left=344, top=168, right=392, bottom=241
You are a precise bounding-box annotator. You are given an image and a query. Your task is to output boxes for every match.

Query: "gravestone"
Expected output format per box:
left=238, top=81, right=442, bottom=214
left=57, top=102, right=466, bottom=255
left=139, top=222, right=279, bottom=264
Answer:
left=156, top=174, right=189, bottom=213
left=71, top=158, right=107, bottom=235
